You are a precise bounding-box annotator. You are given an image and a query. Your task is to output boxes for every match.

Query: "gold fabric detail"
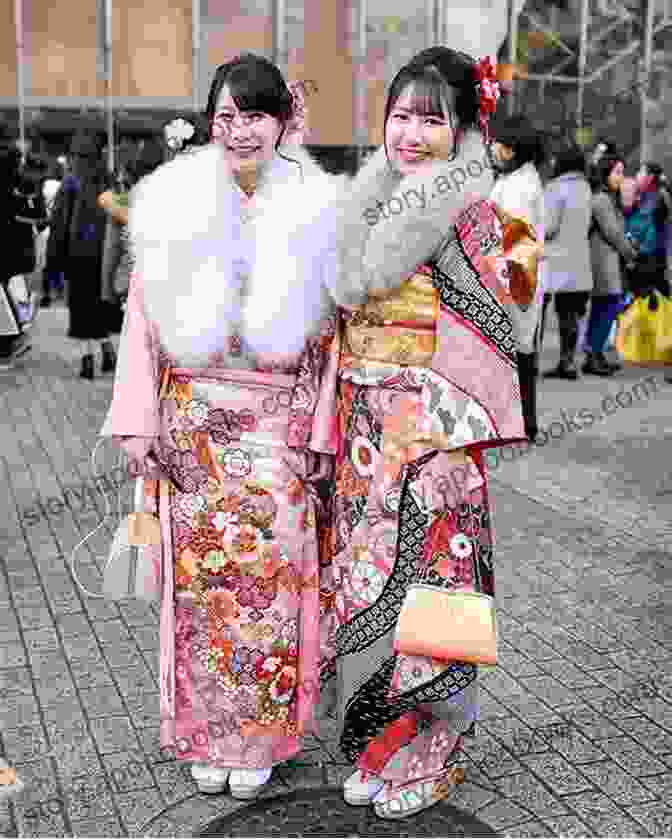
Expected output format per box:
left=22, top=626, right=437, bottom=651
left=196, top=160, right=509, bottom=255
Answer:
left=494, top=207, right=543, bottom=306
left=344, top=271, right=439, bottom=366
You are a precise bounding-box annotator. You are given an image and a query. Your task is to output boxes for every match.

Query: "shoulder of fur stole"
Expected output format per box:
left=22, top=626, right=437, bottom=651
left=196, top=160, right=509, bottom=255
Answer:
left=128, top=144, right=235, bottom=247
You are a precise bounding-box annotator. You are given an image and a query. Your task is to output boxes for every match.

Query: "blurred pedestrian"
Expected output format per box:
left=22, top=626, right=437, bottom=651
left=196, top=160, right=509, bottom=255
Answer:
left=45, top=129, right=117, bottom=379
left=625, top=162, right=671, bottom=299
left=541, top=145, right=593, bottom=380
left=585, top=155, right=638, bottom=376
left=0, top=134, right=47, bottom=368
left=99, top=137, right=164, bottom=331
left=490, top=113, right=545, bottom=438
left=39, top=156, right=66, bottom=307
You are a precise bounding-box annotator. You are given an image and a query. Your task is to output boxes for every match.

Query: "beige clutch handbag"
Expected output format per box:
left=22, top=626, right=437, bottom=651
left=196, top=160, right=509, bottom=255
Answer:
left=394, top=584, right=497, bottom=666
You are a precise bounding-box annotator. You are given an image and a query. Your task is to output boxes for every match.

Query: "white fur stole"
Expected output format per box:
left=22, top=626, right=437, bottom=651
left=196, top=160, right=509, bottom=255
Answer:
left=129, top=143, right=345, bottom=365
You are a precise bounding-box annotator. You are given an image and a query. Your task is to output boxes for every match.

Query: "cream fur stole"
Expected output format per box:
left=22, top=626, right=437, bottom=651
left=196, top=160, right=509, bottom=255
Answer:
left=129, top=143, right=346, bottom=365
left=329, top=129, right=495, bottom=307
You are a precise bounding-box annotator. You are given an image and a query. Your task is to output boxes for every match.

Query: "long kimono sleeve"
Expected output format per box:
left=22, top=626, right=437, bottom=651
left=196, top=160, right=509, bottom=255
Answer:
left=100, top=272, right=160, bottom=439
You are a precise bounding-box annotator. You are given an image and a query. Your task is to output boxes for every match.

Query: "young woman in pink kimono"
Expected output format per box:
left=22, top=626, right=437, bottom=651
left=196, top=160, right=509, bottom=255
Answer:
left=314, top=47, right=533, bottom=820
left=101, top=53, right=341, bottom=799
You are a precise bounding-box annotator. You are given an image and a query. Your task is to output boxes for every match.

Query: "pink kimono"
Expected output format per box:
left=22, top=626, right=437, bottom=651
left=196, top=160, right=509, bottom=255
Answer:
left=101, top=209, right=336, bottom=769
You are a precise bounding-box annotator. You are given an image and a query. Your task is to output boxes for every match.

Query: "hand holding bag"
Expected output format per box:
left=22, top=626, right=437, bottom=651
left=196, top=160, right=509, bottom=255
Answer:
left=69, top=441, right=163, bottom=603
left=393, top=479, right=497, bottom=666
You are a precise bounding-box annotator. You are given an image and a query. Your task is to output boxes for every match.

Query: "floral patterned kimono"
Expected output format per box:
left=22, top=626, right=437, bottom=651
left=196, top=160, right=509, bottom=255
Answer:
left=101, top=144, right=340, bottom=770
left=316, top=189, right=528, bottom=813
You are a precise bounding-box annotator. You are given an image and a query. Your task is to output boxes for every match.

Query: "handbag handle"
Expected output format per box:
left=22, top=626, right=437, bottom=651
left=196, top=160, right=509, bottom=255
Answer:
left=68, top=438, right=137, bottom=598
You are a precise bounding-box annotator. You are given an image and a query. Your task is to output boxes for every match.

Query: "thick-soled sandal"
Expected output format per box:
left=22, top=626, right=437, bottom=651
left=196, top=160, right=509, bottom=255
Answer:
left=190, top=762, right=231, bottom=794
left=228, top=768, right=273, bottom=800
left=342, top=769, right=386, bottom=806
left=373, top=767, right=465, bottom=820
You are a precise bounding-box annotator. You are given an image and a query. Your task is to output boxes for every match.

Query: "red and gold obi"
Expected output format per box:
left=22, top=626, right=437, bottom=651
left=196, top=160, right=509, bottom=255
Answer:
left=343, top=268, right=439, bottom=367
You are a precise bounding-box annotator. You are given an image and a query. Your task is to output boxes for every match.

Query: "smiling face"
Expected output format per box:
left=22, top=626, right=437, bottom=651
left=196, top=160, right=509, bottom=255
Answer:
left=211, top=85, right=284, bottom=179
left=384, top=83, right=458, bottom=177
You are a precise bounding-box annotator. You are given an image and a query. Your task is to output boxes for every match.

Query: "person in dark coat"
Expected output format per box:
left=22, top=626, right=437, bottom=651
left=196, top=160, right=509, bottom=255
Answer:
left=0, top=132, right=47, bottom=367
left=46, top=130, right=116, bottom=379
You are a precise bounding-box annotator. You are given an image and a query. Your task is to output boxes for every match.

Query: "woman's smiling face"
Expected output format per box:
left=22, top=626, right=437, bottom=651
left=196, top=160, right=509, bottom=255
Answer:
left=385, top=83, right=457, bottom=177
left=211, top=85, right=283, bottom=176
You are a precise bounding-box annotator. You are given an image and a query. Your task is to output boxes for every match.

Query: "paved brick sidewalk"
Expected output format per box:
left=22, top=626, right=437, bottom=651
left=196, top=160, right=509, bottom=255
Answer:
left=1, top=305, right=671, bottom=837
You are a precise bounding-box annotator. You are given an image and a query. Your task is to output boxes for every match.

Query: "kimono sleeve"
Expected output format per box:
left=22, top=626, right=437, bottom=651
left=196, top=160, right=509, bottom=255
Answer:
left=100, top=272, right=160, bottom=439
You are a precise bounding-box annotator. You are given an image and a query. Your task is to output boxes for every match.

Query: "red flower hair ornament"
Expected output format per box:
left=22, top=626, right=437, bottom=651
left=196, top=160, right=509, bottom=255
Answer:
left=475, top=56, right=501, bottom=142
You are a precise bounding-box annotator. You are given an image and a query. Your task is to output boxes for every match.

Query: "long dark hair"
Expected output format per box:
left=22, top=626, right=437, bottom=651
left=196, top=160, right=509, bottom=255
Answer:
left=383, top=47, right=480, bottom=162
left=206, top=54, right=293, bottom=143
left=490, top=113, right=546, bottom=169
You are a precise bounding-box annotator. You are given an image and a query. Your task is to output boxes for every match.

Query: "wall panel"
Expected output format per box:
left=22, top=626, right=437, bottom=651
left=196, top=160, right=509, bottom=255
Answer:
left=114, top=0, right=192, bottom=97
left=0, top=0, right=17, bottom=98
left=30, top=0, right=103, bottom=97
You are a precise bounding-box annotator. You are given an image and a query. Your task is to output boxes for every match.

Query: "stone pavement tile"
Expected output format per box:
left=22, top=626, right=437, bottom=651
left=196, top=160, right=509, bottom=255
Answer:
left=61, top=634, right=102, bottom=662
left=152, top=761, right=198, bottom=806
left=625, top=802, right=672, bottom=836
left=2, top=725, right=50, bottom=763
left=504, top=633, right=566, bottom=663
left=516, top=675, right=582, bottom=709
left=61, top=773, right=116, bottom=821
left=83, top=598, right=122, bottom=623
left=612, top=716, right=672, bottom=753
left=543, top=813, right=594, bottom=837
left=40, top=696, right=86, bottom=728
left=136, top=727, right=173, bottom=765
left=547, top=728, right=610, bottom=765
left=69, top=815, right=125, bottom=837
left=136, top=815, right=183, bottom=838
left=68, top=656, right=116, bottom=691
left=113, top=788, right=167, bottom=835
left=475, top=798, right=537, bottom=831
left=519, top=753, right=596, bottom=796
left=634, top=698, right=672, bottom=731
left=506, top=696, right=559, bottom=720
left=102, top=751, right=157, bottom=795
left=51, top=740, right=104, bottom=781
left=159, top=795, right=231, bottom=835
left=78, top=685, right=126, bottom=718
left=564, top=798, right=650, bottom=836
left=578, top=760, right=658, bottom=805
left=641, top=771, right=672, bottom=801
left=117, top=601, right=158, bottom=627
left=500, top=820, right=553, bottom=837
left=547, top=638, right=615, bottom=669
left=0, top=667, right=32, bottom=698
left=0, top=643, right=27, bottom=669
left=130, top=624, right=160, bottom=651
left=1, top=692, right=42, bottom=729
left=499, top=651, right=545, bottom=679
left=100, top=640, right=146, bottom=669
left=596, top=736, right=672, bottom=777
left=564, top=706, right=632, bottom=740
left=34, top=674, right=78, bottom=709
left=590, top=667, right=644, bottom=693
left=89, top=717, right=141, bottom=755
left=54, top=614, right=90, bottom=637
left=91, top=619, right=132, bottom=645
left=492, top=772, right=571, bottom=821
left=479, top=670, right=525, bottom=700
left=536, top=659, right=604, bottom=690
left=120, top=691, right=159, bottom=729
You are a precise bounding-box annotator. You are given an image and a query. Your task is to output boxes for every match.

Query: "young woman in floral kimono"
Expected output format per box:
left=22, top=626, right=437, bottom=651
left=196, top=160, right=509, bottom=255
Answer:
left=101, top=53, right=341, bottom=799
left=316, top=47, right=533, bottom=819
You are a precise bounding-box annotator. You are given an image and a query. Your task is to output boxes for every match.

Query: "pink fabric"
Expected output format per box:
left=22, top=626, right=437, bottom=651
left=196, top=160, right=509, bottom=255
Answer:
left=100, top=273, right=161, bottom=439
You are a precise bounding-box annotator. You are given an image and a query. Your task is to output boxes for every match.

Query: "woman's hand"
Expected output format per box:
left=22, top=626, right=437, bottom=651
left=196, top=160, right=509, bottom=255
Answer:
left=119, top=436, right=158, bottom=478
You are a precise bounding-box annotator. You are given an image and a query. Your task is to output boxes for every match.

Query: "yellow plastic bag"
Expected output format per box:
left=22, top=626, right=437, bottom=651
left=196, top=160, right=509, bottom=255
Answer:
left=655, top=293, right=672, bottom=356
left=616, top=292, right=672, bottom=364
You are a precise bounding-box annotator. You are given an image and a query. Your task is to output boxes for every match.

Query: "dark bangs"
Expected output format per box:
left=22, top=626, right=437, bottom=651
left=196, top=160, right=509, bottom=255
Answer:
left=385, top=66, right=455, bottom=125
left=205, top=53, right=293, bottom=125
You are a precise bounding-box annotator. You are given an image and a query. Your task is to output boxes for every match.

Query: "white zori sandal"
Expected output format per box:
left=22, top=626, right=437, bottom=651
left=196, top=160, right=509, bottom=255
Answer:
left=342, top=769, right=386, bottom=806
left=228, top=768, right=273, bottom=800
left=190, top=762, right=231, bottom=794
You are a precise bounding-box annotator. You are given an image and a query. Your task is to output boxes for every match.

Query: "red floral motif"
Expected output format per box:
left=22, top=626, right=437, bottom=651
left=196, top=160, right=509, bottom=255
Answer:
left=474, top=55, right=500, bottom=140
left=421, top=511, right=457, bottom=567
